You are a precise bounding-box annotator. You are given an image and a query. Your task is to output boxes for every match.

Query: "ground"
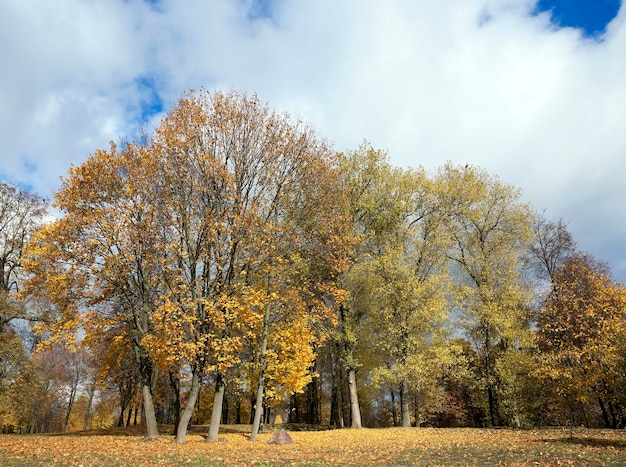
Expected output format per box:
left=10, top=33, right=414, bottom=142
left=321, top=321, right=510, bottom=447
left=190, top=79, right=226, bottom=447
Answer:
left=0, top=425, right=625, bottom=466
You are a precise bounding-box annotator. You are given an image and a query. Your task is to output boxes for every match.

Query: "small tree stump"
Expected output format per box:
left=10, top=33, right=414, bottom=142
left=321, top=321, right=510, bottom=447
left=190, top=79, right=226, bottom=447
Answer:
left=267, top=429, right=293, bottom=445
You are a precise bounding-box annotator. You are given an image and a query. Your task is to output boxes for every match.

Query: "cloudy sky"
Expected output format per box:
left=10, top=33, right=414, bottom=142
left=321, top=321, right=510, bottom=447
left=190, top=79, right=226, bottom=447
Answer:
left=1, top=0, right=625, bottom=280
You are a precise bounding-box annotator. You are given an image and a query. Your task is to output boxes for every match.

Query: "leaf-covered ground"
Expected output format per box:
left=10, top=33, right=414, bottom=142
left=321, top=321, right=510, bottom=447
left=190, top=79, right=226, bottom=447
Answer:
left=1, top=426, right=625, bottom=466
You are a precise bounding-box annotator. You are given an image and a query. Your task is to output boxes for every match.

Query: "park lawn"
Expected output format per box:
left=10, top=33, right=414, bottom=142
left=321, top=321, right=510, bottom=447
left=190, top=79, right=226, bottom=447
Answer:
left=0, top=426, right=625, bottom=466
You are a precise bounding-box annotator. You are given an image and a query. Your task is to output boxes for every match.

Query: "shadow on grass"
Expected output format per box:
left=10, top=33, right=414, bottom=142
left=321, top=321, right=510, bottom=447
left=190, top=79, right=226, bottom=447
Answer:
left=547, top=436, right=626, bottom=449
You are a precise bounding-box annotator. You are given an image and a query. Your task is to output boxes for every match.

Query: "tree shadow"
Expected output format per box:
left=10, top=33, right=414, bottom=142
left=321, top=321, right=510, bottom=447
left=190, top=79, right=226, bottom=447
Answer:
left=547, top=436, right=626, bottom=449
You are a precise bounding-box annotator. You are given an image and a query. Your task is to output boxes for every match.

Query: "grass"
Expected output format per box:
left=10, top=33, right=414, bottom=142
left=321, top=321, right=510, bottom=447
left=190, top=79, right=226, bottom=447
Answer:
left=0, top=425, right=625, bottom=466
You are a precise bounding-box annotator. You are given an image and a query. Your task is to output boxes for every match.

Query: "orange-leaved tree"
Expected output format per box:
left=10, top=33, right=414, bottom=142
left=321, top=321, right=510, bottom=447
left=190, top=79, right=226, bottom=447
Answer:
left=140, top=89, right=352, bottom=443
left=537, top=253, right=626, bottom=428
left=23, top=141, right=164, bottom=439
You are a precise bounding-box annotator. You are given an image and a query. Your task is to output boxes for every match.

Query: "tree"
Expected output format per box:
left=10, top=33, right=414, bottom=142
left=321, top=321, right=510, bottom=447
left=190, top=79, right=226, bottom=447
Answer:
left=23, top=141, right=165, bottom=439
left=334, top=144, right=403, bottom=429
left=528, top=213, right=576, bottom=285
left=537, top=253, right=626, bottom=428
left=440, top=163, right=534, bottom=426
left=361, top=166, right=455, bottom=427
left=0, top=327, right=41, bottom=432
left=0, top=182, right=47, bottom=329
left=120, top=89, right=352, bottom=443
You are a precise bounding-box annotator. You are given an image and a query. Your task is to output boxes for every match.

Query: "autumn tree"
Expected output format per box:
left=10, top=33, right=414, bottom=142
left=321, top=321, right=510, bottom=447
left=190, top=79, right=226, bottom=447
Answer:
left=333, top=144, right=401, bottom=429
left=440, top=163, right=534, bottom=427
left=23, top=142, right=165, bottom=439
left=0, top=327, right=42, bottom=432
left=537, top=253, right=626, bottom=428
left=527, top=213, right=577, bottom=288
left=123, top=89, right=353, bottom=443
left=361, top=166, right=456, bottom=427
left=0, top=182, right=47, bottom=330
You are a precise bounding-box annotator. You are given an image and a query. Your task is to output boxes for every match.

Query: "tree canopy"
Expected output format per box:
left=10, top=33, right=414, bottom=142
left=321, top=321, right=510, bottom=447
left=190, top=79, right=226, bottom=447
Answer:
left=4, top=89, right=624, bottom=436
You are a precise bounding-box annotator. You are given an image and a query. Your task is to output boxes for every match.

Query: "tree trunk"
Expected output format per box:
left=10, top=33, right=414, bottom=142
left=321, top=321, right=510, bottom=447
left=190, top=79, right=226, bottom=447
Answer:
left=126, top=404, right=132, bottom=426
left=142, top=382, right=159, bottom=439
left=169, top=370, right=182, bottom=434
left=235, top=398, right=242, bottom=424
left=414, top=393, right=420, bottom=428
left=221, top=393, right=229, bottom=424
left=341, top=370, right=351, bottom=427
left=348, top=368, right=362, bottom=428
left=306, top=372, right=322, bottom=425
left=330, top=376, right=342, bottom=427
left=117, top=408, right=125, bottom=427
left=250, top=295, right=272, bottom=441
left=289, top=393, right=301, bottom=423
left=487, top=385, right=498, bottom=427
left=63, top=383, right=78, bottom=431
left=83, top=384, right=95, bottom=431
left=206, top=374, right=225, bottom=442
left=329, top=339, right=343, bottom=427
left=391, top=390, right=398, bottom=427
left=175, top=369, right=200, bottom=443
left=608, top=401, right=619, bottom=429
left=599, top=397, right=611, bottom=428
left=400, top=380, right=411, bottom=427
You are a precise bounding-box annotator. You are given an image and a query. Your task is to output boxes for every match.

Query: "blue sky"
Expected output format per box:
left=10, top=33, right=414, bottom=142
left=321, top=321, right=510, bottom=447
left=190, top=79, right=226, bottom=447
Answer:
left=1, top=0, right=625, bottom=281
left=535, top=0, right=620, bottom=36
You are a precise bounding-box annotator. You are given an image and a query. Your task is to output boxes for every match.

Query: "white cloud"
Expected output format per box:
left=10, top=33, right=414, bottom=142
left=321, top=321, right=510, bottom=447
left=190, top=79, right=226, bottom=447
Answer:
left=1, top=0, right=625, bottom=279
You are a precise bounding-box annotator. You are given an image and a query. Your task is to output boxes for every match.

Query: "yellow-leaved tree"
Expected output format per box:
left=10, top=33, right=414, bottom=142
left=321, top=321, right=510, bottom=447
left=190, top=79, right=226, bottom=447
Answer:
left=23, top=142, right=165, bottom=439
left=439, top=163, right=534, bottom=427
left=139, top=89, right=352, bottom=443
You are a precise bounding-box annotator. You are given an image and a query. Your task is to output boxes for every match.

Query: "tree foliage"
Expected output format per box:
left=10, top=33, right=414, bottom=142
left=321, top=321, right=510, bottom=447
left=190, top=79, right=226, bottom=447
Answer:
left=537, top=253, right=626, bottom=428
left=7, top=90, right=625, bottom=435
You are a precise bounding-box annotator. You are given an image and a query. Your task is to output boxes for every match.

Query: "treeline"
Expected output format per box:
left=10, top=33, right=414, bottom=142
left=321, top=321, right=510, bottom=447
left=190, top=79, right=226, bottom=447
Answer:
left=1, top=89, right=625, bottom=440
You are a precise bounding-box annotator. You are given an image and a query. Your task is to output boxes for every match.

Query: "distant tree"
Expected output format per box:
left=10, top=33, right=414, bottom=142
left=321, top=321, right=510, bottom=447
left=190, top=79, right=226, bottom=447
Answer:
left=528, top=213, right=576, bottom=285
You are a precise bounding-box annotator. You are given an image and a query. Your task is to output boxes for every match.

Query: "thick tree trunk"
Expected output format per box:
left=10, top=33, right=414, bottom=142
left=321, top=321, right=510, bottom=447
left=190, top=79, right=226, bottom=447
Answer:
left=400, top=380, right=411, bottom=427
left=142, top=383, right=159, bottom=439
left=206, top=374, right=225, bottom=442
left=250, top=296, right=272, bottom=441
left=132, top=295, right=159, bottom=440
left=175, top=369, right=200, bottom=443
left=348, top=368, right=362, bottom=428
left=608, top=401, right=619, bottom=429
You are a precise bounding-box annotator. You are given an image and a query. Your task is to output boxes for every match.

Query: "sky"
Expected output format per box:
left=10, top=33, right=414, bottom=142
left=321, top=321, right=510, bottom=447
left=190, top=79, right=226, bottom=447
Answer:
left=1, top=0, right=625, bottom=281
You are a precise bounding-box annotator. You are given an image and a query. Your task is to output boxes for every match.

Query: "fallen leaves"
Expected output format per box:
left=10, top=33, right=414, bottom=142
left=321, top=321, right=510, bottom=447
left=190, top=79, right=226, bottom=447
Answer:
left=0, top=427, right=625, bottom=466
